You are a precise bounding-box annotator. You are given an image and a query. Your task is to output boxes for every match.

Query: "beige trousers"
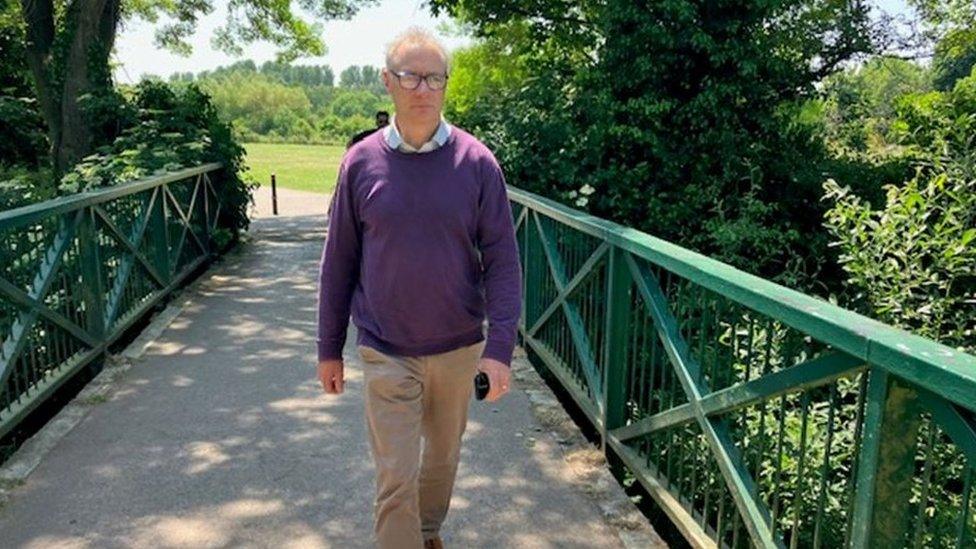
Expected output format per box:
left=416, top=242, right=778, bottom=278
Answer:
left=356, top=339, right=484, bottom=549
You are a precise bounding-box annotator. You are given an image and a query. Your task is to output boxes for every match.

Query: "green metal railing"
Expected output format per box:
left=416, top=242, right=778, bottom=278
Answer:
left=0, top=163, right=226, bottom=440
left=509, top=187, right=976, bottom=548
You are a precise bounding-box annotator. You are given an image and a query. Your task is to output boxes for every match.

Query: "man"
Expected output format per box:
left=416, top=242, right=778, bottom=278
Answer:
left=316, top=26, right=522, bottom=549
left=346, top=110, right=390, bottom=148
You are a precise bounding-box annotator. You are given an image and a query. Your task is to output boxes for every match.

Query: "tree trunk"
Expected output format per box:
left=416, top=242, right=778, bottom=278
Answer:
left=20, top=0, right=120, bottom=176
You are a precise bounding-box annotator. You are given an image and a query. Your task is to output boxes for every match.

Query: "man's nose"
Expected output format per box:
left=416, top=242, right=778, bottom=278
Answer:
left=412, top=79, right=436, bottom=93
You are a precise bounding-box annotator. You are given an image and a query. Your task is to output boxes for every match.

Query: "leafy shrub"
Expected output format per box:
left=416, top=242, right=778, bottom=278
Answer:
left=58, top=80, right=257, bottom=247
left=0, top=95, right=48, bottom=168
left=0, top=164, right=56, bottom=210
left=823, top=153, right=975, bottom=352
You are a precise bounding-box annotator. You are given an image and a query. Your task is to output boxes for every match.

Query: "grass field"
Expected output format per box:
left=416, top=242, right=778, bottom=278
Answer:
left=242, top=142, right=345, bottom=194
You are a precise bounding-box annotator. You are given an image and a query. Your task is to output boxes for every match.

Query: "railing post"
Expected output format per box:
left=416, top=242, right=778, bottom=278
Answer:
left=517, top=207, right=528, bottom=345
left=148, top=186, right=171, bottom=285
left=198, top=174, right=211, bottom=256
left=523, top=210, right=539, bottom=338
left=77, top=207, right=105, bottom=341
left=602, top=245, right=631, bottom=454
left=849, top=368, right=922, bottom=548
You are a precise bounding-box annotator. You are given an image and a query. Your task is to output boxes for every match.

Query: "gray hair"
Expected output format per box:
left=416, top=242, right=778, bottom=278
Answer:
left=384, top=26, right=451, bottom=74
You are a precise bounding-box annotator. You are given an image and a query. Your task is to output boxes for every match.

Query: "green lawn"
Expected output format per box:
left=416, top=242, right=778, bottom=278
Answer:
left=243, top=142, right=345, bottom=194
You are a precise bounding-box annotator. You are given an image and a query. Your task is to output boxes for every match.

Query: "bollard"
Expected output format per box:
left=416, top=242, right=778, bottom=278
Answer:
left=271, top=173, right=278, bottom=216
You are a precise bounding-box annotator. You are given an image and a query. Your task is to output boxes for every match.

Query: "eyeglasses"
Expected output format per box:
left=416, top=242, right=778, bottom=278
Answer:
left=389, top=70, right=448, bottom=91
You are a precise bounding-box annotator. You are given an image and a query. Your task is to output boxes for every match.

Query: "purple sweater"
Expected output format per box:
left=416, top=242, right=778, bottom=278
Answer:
left=316, top=127, right=523, bottom=366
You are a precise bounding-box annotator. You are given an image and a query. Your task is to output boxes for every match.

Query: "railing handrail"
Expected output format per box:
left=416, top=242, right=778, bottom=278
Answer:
left=508, top=186, right=976, bottom=410
left=0, top=162, right=223, bottom=231
left=1, top=161, right=229, bottom=442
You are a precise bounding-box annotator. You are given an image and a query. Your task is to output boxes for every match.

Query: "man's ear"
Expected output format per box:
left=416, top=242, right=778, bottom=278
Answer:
left=381, top=68, right=393, bottom=94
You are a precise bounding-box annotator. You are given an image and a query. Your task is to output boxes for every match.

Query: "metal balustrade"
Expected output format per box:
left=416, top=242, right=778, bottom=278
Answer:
left=509, top=186, right=975, bottom=548
left=0, top=163, right=226, bottom=440
left=1, top=164, right=972, bottom=547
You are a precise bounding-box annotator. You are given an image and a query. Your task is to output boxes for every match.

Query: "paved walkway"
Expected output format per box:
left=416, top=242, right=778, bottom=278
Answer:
left=0, top=186, right=663, bottom=548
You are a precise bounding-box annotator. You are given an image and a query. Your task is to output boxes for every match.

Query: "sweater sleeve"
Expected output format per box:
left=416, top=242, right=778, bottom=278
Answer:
left=317, top=161, right=361, bottom=361
left=477, top=158, right=523, bottom=367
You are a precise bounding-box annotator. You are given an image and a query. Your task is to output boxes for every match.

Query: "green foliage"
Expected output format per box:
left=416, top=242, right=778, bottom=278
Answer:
left=820, top=57, right=932, bottom=160
left=261, top=61, right=334, bottom=87
left=907, top=0, right=976, bottom=91
left=171, top=62, right=391, bottom=146
left=125, top=0, right=379, bottom=63
left=58, top=80, right=257, bottom=244
left=198, top=72, right=312, bottom=134
left=932, top=28, right=976, bottom=91
left=908, top=0, right=976, bottom=38
left=0, top=3, right=47, bottom=167
left=823, top=153, right=975, bottom=352
left=443, top=36, right=527, bottom=122
left=0, top=95, right=48, bottom=168
left=892, top=66, right=976, bottom=161
left=436, top=0, right=878, bottom=291
left=339, top=65, right=385, bottom=95
left=172, top=60, right=338, bottom=89
left=11, top=0, right=380, bottom=175
left=0, top=164, right=56, bottom=210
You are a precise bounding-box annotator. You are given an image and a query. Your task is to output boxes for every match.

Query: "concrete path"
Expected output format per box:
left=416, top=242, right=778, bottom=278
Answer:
left=0, top=187, right=664, bottom=548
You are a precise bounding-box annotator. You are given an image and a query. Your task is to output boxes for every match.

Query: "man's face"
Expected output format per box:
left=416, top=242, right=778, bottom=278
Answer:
left=382, top=44, right=447, bottom=122
left=376, top=114, right=389, bottom=127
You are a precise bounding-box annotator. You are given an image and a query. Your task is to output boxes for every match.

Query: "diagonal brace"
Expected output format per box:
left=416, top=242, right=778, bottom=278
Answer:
left=533, top=212, right=604, bottom=401
left=612, top=351, right=865, bottom=443
left=627, top=251, right=784, bottom=548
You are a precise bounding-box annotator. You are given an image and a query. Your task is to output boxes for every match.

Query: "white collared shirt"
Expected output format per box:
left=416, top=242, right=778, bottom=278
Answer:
left=384, top=115, right=452, bottom=153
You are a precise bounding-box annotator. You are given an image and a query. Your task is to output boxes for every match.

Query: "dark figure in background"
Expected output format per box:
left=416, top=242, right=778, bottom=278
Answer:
left=347, top=110, right=391, bottom=148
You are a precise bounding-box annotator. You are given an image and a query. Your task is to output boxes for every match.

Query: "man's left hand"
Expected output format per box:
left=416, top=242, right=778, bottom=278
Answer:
left=477, top=358, right=511, bottom=402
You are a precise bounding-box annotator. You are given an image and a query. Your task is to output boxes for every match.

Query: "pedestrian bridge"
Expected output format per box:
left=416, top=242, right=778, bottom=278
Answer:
left=0, top=164, right=973, bottom=548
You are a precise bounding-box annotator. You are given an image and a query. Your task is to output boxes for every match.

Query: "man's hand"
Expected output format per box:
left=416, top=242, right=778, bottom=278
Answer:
left=477, top=357, right=511, bottom=402
left=318, top=359, right=344, bottom=394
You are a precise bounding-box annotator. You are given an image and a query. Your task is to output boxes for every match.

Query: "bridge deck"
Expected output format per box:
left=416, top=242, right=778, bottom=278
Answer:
left=0, top=188, right=661, bottom=548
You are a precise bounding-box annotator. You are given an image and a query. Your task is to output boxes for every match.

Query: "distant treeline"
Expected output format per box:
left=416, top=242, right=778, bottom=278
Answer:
left=163, top=60, right=393, bottom=145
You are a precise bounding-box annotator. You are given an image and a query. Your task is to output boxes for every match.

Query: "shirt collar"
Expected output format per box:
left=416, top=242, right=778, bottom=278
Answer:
left=384, top=115, right=452, bottom=153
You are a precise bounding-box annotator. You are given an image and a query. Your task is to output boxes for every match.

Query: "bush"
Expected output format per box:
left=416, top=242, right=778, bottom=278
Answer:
left=0, top=95, right=48, bottom=167
left=58, top=80, right=258, bottom=245
left=893, top=67, right=976, bottom=159
left=0, top=164, right=56, bottom=210
left=823, top=152, right=975, bottom=352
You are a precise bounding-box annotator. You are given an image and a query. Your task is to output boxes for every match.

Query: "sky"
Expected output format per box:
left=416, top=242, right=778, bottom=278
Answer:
left=114, top=0, right=914, bottom=84
left=113, top=0, right=472, bottom=84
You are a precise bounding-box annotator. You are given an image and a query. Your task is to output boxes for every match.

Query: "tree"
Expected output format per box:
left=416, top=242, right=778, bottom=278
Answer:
left=15, top=0, right=377, bottom=175
left=261, top=61, right=335, bottom=87
left=198, top=72, right=313, bottom=136
left=907, top=0, right=976, bottom=90
left=339, top=66, right=362, bottom=88
left=932, top=28, right=976, bottom=91
left=0, top=1, right=47, bottom=167
left=329, top=88, right=384, bottom=119
left=820, top=56, right=932, bottom=159
left=430, top=0, right=880, bottom=287
left=359, top=65, right=385, bottom=95
left=339, top=65, right=384, bottom=95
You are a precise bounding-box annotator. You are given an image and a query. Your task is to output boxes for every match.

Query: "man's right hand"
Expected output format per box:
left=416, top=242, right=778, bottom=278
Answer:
left=318, top=359, right=345, bottom=394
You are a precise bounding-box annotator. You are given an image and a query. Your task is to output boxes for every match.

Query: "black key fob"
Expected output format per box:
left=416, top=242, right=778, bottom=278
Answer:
left=474, top=371, right=490, bottom=400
